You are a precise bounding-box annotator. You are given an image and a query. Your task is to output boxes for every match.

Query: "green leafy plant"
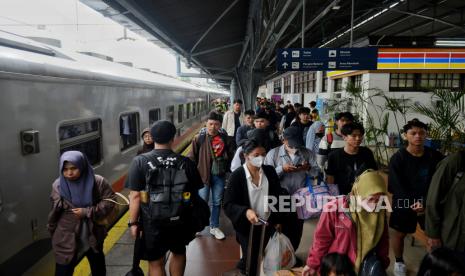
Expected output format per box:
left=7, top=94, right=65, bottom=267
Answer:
left=411, top=88, right=465, bottom=154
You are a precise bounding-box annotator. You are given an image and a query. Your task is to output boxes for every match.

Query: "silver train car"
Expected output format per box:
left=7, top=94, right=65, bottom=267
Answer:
left=0, top=31, right=227, bottom=274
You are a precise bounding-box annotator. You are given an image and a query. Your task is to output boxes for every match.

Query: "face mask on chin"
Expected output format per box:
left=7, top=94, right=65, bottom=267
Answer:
left=249, top=156, right=265, bottom=168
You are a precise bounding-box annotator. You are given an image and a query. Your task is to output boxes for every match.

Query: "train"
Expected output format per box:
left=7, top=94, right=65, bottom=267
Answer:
left=0, top=30, right=228, bottom=274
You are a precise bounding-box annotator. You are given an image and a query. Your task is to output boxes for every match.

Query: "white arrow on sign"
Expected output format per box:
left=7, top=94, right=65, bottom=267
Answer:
left=282, top=51, right=288, bottom=58
left=282, top=62, right=288, bottom=69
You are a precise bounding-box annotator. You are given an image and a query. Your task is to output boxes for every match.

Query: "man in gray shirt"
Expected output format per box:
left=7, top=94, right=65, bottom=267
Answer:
left=265, top=126, right=319, bottom=252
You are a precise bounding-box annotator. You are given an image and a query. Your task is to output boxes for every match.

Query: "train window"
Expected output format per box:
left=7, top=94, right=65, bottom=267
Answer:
left=59, top=119, right=102, bottom=166
left=149, top=108, right=161, bottom=125
left=178, top=104, right=183, bottom=123
left=186, top=103, right=191, bottom=119
left=166, top=106, right=174, bottom=123
left=192, top=102, right=196, bottom=116
left=119, top=112, right=140, bottom=151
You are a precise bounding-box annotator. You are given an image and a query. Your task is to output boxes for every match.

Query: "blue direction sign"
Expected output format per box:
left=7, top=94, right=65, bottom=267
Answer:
left=276, top=47, right=378, bottom=71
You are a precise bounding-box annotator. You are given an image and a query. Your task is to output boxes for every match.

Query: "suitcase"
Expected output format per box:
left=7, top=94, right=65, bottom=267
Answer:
left=245, top=218, right=268, bottom=276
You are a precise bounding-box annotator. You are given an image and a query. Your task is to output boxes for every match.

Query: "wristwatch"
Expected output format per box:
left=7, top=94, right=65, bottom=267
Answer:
left=128, top=221, right=139, bottom=227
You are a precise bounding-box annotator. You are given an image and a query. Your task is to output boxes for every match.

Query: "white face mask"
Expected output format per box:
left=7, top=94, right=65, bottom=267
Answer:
left=249, top=156, right=265, bottom=168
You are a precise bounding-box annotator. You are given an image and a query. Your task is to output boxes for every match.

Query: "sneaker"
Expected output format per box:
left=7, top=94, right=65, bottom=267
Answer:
left=394, top=262, right=407, bottom=276
left=209, top=227, right=226, bottom=240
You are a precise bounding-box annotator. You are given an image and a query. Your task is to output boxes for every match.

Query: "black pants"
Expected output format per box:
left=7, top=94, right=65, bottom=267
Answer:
left=282, top=212, right=304, bottom=252
left=236, top=225, right=273, bottom=276
left=55, top=248, right=106, bottom=276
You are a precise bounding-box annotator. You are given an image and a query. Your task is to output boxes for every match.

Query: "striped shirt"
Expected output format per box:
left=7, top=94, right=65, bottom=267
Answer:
left=317, top=132, right=345, bottom=169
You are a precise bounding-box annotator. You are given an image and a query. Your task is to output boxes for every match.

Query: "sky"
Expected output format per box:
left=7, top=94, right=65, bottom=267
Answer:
left=0, top=0, right=203, bottom=80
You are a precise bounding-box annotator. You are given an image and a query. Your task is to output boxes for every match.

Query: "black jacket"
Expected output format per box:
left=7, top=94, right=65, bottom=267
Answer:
left=224, top=165, right=286, bottom=235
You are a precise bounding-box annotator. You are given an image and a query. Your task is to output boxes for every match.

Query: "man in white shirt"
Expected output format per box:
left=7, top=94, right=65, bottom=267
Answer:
left=222, top=99, right=244, bottom=143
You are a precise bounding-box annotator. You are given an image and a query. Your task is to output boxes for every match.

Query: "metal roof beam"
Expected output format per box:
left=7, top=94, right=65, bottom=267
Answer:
left=390, top=8, right=465, bottom=32
left=264, top=0, right=340, bottom=68
left=252, top=0, right=293, bottom=67
left=113, top=0, right=219, bottom=84
left=260, top=0, right=305, bottom=65
left=191, top=41, right=243, bottom=57
left=189, top=0, right=241, bottom=54
left=203, top=66, right=235, bottom=72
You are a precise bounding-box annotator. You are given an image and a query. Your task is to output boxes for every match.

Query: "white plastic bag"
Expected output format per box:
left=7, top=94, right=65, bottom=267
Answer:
left=263, top=232, right=296, bottom=275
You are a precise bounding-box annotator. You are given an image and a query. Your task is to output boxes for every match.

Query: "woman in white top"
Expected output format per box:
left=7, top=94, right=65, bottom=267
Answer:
left=224, top=139, right=285, bottom=276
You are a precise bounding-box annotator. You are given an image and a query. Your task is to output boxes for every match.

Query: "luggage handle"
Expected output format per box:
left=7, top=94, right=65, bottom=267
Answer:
left=306, top=175, right=328, bottom=194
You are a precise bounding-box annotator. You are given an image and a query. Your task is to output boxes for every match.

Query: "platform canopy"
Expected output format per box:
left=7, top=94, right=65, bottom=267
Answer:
left=81, top=0, right=465, bottom=108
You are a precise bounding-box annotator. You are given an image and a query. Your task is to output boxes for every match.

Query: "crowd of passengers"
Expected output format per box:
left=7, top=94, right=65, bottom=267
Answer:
left=47, top=97, right=465, bottom=276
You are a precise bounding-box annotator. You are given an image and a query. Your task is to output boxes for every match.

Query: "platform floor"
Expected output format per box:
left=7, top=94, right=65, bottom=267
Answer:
left=101, top=214, right=426, bottom=276
left=25, top=210, right=427, bottom=276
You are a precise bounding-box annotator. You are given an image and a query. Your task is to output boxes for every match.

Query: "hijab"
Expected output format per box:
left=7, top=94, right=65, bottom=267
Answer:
left=305, top=121, right=324, bottom=153
left=59, top=151, right=95, bottom=208
left=349, top=170, right=387, bottom=272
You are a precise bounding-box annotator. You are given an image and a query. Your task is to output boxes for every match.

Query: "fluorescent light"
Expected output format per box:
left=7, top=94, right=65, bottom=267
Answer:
left=435, top=40, right=465, bottom=47
left=319, top=1, right=401, bottom=47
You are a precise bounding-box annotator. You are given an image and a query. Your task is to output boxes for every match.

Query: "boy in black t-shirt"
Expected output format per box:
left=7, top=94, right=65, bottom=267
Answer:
left=125, top=121, right=203, bottom=275
left=388, top=119, right=443, bottom=276
left=326, top=122, right=377, bottom=195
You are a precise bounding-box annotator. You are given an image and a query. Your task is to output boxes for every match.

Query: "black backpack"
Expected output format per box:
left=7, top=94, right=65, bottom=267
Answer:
left=140, top=152, right=189, bottom=227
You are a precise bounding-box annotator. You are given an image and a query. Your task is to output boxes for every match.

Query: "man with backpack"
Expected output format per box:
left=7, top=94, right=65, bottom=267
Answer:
left=317, top=112, right=353, bottom=170
left=188, top=112, right=234, bottom=240
left=388, top=119, right=443, bottom=276
left=126, top=121, right=204, bottom=276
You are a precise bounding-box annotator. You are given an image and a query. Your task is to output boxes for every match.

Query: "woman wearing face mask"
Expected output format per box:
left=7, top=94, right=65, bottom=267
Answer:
left=47, top=151, right=116, bottom=276
left=305, top=121, right=325, bottom=154
left=224, top=139, right=284, bottom=276
left=302, top=170, right=390, bottom=276
left=136, top=127, right=154, bottom=155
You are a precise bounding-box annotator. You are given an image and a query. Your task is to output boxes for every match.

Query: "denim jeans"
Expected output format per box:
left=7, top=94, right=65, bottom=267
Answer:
left=198, top=175, right=224, bottom=228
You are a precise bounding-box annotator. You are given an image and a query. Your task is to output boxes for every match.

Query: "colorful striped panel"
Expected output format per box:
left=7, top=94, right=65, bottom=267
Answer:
left=377, top=51, right=465, bottom=69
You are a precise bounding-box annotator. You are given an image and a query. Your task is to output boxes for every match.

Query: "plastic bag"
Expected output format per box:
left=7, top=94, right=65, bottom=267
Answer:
left=263, top=232, right=296, bottom=275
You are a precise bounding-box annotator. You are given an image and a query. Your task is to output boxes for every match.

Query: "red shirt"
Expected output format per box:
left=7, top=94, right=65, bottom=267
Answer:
left=211, top=135, right=225, bottom=157
left=306, top=197, right=390, bottom=272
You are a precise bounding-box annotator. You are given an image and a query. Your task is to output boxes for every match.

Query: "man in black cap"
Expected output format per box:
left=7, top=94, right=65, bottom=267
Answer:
left=254, top=111, right=281, bottom=149
left=126, top=120, right=204, bottom=276
left=265, top=126, right=319, bottom=252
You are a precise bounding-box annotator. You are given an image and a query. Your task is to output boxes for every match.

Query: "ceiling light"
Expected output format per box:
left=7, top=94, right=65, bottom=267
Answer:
left=435, top=40, right=465, bottom=47
left=332, top=5, right=340, bottom=10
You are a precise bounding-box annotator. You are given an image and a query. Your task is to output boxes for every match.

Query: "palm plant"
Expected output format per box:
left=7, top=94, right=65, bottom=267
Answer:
left=411, top=89, right=465, bottom=154
left=382, top=94, right=411, bottom=145
left=345, top=83, right=390, bottom=165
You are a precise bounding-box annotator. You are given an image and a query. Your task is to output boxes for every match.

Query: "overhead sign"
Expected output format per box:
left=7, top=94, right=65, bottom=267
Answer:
left=276, top=47, right=378, bottom=71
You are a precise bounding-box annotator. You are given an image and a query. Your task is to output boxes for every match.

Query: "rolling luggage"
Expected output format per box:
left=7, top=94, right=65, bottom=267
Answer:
left=245, top=218, right=268, bottom=276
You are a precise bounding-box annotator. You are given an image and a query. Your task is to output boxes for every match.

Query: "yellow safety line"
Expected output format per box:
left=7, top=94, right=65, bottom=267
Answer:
left=73, top=212, right=130, bottom=276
